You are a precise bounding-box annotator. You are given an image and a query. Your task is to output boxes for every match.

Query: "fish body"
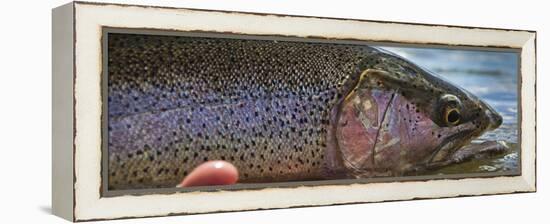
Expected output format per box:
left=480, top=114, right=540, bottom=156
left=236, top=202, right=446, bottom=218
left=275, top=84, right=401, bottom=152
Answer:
left=107, top=33, right=502, bottom=190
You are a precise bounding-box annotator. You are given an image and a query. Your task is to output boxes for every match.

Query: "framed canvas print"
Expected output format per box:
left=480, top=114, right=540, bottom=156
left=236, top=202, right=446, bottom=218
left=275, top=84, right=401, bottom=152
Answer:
left=52, top=1, right=536, bottom=221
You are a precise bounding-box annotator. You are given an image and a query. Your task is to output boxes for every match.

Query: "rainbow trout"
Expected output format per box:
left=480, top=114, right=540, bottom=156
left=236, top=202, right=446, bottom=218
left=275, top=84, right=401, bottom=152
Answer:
left=107, top=33, right=502, bottom=190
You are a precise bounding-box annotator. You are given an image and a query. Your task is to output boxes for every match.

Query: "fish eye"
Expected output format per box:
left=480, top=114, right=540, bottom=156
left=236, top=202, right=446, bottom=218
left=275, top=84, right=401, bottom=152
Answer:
left=445, top=107, right=461, bottom=126
left=439, top=94, right=462, bottom=126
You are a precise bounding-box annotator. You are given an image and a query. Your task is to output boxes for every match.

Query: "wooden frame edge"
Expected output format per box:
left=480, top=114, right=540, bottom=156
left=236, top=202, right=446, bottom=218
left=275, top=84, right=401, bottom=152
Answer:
left=59, top=1, right=537, bottom=221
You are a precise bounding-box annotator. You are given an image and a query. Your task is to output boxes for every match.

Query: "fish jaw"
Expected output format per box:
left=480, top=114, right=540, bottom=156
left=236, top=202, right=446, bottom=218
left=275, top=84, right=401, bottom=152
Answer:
left=387, top=93, right=480, bottom=170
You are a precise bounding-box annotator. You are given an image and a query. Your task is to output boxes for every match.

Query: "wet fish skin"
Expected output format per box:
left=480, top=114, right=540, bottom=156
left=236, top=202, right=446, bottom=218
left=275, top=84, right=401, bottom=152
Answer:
left=108, top=34, right=373, bottom=189
left=107, top=33, right=501, bottom=190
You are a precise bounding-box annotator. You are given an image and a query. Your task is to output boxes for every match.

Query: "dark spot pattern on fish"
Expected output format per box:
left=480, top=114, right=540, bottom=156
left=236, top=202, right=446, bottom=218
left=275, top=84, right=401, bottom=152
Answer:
left=107, top=33, right=501, bottom=190
left=107, top=34, right=379, bottom=189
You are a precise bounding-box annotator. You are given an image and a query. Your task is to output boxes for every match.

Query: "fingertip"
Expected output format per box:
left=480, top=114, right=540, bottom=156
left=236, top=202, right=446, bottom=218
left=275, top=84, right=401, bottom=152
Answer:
left=178, top=160, right=239, bottom=187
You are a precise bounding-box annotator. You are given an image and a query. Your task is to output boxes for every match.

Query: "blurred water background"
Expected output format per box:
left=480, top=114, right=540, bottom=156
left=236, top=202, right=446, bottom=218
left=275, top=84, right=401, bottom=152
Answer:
left=379, top=46, right=519, bottom=174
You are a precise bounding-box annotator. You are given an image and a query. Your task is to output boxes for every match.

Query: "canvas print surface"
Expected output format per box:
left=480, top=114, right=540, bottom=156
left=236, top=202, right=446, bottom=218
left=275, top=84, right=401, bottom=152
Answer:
left=105, top=32, right=519, bottom=191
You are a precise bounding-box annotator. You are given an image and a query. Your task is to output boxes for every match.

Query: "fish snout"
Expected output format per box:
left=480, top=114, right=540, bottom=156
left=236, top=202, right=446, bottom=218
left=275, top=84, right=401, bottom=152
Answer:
left=484, top=105, right=503, bottom=131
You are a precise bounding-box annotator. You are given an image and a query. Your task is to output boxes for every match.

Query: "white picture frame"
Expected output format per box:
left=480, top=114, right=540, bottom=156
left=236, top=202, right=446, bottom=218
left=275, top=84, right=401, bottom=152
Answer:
left=52, top=1, right=536, bottom=221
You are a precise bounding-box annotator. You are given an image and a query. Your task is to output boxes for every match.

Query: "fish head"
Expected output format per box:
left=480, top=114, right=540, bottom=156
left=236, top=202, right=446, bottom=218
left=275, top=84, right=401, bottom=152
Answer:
left=334, top=53, right=502, bottom=176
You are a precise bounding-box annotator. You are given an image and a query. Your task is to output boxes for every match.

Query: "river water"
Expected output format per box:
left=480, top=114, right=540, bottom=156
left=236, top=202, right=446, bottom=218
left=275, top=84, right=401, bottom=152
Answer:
left=380, top=46, right=520, bottom=175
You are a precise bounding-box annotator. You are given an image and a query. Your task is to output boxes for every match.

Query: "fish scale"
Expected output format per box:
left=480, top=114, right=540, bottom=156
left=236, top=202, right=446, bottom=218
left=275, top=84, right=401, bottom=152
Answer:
left=107, top=32, right=501, bottom=190
left=107, top=33, right=376, bottom=190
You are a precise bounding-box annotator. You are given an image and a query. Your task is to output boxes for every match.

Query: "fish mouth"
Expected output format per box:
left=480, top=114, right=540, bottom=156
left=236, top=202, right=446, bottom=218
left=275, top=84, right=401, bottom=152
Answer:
left=424, top=104, right=503, bottom=167
left=426, top=125, right=478, bottom=165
